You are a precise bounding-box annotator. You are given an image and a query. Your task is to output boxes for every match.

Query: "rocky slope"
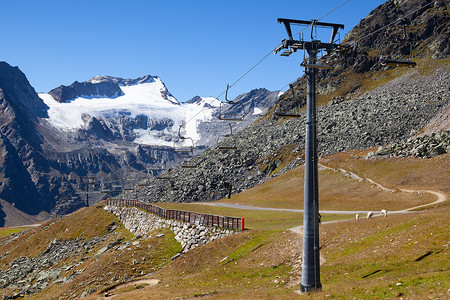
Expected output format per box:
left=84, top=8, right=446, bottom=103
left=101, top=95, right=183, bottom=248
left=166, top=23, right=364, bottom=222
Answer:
left=120, top=0, right=450, bottom=203
left=121, top=68, right=449, bottom=203
left=368, top=131, right=449, bottom=158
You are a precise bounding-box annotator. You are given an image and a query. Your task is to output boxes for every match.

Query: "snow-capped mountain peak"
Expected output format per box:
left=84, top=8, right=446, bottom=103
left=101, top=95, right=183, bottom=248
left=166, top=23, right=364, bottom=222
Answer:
left=39, top=74, right=279, bottom=149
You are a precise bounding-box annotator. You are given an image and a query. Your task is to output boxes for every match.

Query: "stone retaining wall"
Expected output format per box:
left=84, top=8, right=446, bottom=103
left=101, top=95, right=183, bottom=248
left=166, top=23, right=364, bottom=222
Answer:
left=104, top=205, right=237, bottom=253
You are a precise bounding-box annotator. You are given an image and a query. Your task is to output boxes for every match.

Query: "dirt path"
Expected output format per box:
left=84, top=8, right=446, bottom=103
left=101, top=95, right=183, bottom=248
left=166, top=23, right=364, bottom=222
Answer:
left=200, top=165, right=447, bottom=215
left=318, top=163, right=447, bottom=212
left=103, top=279, right=159, bottom=298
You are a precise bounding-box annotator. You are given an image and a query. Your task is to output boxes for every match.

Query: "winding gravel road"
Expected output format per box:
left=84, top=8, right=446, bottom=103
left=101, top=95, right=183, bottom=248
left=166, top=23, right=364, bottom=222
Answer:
left=199, top=165, right=447, bottom=216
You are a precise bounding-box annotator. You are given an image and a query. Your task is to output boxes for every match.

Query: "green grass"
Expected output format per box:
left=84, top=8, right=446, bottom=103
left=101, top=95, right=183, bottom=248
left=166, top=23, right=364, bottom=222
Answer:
left=0, top=226, right=32, bottom=238
left=319, top=209, right=450, bottom=299
left=157, top=202, right=350, bottom=230
left=224, top=230, right=274, bottom=264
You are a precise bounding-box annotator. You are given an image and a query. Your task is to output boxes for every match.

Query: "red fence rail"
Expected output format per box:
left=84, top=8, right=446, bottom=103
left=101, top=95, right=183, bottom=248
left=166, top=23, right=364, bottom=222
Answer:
left=106, top=199, right=244, bottom=231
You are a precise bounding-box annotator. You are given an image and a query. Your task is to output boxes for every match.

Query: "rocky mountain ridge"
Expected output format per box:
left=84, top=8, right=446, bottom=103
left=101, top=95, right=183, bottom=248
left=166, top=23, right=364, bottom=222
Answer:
left=48, top=75, right=177, bottom=104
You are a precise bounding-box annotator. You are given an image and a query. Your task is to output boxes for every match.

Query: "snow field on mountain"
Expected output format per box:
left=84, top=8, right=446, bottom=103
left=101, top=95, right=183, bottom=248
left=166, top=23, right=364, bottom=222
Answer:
left=39, top=81, right=220, bottom=146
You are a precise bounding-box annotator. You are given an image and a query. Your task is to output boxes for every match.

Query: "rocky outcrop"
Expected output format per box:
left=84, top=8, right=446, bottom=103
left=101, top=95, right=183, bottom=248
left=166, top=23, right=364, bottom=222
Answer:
left=48, top=80, right=122, bottom=103
left=0, top=226, right=107, bottom=296
left=368, top=131, right=449, bottom=158
left=89, top=75, right=156, bottom=87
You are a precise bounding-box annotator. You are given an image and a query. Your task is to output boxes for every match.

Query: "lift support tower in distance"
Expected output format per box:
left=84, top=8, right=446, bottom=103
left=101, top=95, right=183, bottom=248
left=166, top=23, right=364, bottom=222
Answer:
left=275, top=18, right=344, bottom=293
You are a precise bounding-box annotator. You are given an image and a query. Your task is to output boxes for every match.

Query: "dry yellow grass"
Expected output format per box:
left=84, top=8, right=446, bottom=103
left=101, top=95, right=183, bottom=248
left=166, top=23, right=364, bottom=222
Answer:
left=322, top=151, right=450, bottom=194
left=215, top=151, right=440, bottom=211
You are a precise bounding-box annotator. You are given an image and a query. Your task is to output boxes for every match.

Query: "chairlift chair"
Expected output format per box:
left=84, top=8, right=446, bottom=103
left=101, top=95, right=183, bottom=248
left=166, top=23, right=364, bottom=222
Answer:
left=181, top=159, right=197, bottom=169
left=146, top=164, right=162, bottom=171
left=379, top=19, right=416, bottom=68
left=173, top=143, right=194, bottom=154
left=156, top=174, right=171, bottom=180
left=156, top=166, right=172, bottom=180
left=173, top=125, right=195, bottom=154
left=112, top=184, right=123, bottom=192
left=274, top=103, right=302, bottom=118
left=125, top=166, right=139, bottom=183
left=379, top=56, right=416, bottom=68
left=137, top=182, right=150, bottom=188
left=218, top=84, right=246, bottom=121
left=123, top=184, right=135, bottom=191
left=217, top=123, right=238, bottom=150
left=136, top=176, right=150, bottom=188
left=274, top=84, right=302, bottom=118
left=300, top=48, right=332, bottom=69
left=101, top=184, right=112, bottom=193
left=280, top=50, right=293, bottom=56
left=218, top=143, right=238, bottom=151
left=301, top=60, right=333, bottom=69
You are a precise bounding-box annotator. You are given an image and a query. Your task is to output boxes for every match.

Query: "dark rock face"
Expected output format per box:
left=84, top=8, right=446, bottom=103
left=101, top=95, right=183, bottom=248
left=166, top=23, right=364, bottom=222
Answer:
left=0, top=62, right=54, bottom=218
left=47, top=74, right=177, bottom=103
left=344, top=0, right=450, bottom=60
left=186, top=96, right=203, bottom=105
left=0, top=62, right=49, bottom=118
left=89, top=74, right=179, bottom=104
left=48, top=81, right=122, bottom=103
left=89, top=74, right=156, bottom=86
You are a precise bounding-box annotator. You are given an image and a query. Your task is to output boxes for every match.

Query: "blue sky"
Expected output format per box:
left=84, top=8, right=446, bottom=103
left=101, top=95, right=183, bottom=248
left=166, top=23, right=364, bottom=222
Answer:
left=0, top=0, right=385, bottom=102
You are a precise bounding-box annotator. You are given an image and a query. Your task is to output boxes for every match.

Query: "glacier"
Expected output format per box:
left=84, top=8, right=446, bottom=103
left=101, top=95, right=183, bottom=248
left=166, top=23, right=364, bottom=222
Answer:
left=39, top=77, right=221, bottom=146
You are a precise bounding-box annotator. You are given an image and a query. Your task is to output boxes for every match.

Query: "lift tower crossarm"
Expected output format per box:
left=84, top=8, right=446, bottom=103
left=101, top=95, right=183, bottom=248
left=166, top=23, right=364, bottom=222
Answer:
left=277, top=18, right=344, bottom=43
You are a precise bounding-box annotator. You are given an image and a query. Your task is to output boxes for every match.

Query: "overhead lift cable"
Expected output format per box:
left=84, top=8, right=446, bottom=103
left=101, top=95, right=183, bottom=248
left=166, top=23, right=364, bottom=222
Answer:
left=91, top=0, right=355, bottom=192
